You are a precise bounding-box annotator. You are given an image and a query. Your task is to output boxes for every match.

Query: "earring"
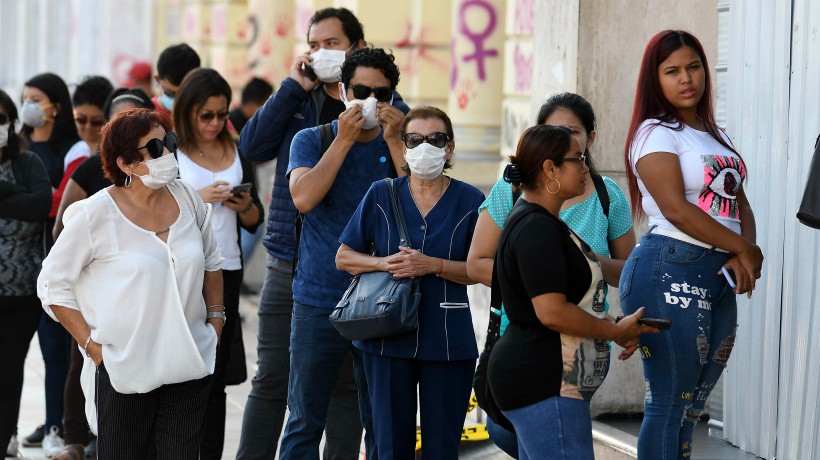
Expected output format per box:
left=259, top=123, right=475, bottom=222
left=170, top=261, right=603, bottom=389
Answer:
left=124, top=174, right=132, bottom=188
left=546, top=178, right=561, bottom=194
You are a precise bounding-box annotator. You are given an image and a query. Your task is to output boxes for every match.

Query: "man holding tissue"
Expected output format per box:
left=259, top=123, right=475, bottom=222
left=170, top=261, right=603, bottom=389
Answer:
left=237, top=7, right=408, bottom=459
left=279, top=47, right=406, bottom=459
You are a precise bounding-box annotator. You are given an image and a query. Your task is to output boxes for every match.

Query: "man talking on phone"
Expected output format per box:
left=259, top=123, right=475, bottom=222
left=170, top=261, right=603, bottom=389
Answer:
left=237, top=8, right=409, bottom=459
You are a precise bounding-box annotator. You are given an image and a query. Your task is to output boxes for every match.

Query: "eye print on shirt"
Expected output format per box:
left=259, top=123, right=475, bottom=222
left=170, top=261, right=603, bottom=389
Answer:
left=699, top=155, right=746, bottom=219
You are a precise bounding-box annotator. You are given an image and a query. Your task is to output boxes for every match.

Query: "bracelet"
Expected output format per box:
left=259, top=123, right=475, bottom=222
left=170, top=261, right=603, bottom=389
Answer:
left=207, top=304, right=225, bottom=310
left=238, top=201, right=254, bottom=215
left=437, top=258, right=444, bottom=276
left=207, top=311, right=227, bottom=322
left=83, top=336, right=92, bottom=358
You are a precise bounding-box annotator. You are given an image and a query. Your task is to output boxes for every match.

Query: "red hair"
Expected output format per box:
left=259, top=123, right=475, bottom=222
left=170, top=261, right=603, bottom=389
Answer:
left=623, top=30, right=737, bottom=219
left=100, top=108, right=172, bottom=186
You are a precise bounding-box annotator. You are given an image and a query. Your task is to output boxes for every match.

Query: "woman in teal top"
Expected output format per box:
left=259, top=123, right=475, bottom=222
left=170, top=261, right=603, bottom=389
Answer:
left=466, top=92, right=637, bottom=458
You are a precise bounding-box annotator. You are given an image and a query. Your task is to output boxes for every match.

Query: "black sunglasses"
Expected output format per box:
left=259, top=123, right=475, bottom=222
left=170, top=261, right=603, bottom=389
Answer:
left=402, top=132, right=450, bottom=149
left=0, top=113, right=7, bottom=125
left=137, top=132, right=178, bottom=159
left=75, top=116, right=106, bottom=127
left=197, top=110, right=230, bottom=123
left=349, top=84, right=393, bottom=103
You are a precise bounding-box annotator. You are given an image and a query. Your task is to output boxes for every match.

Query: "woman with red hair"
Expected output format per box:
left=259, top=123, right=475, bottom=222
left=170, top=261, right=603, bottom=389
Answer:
left=37, top=109, right=224, bottom=458
left=620, top=30, right=763, bottom=459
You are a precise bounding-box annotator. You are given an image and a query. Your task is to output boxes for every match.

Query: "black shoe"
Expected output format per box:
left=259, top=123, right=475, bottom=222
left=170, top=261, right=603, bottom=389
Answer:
left=84, top=437, right=97, bottom=459
left=22, top=424, right=44, bottom=447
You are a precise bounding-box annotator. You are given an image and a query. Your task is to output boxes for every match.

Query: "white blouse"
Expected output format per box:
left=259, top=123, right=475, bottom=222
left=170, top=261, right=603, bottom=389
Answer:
left=37, top=180, right=223, bottom=433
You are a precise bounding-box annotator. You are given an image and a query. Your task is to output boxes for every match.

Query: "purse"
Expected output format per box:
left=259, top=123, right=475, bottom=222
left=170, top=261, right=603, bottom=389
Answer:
left=330, top=178, right=421, bottom=341
left=797, top=134, right=820, bottom=228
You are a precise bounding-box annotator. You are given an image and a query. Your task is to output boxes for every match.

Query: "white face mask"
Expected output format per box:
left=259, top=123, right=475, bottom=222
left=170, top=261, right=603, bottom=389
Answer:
left=405, top=142, right=447, bottom=180
left=341, top=86, right=380, bottom=130
left=0, top=123, right=9, bottom=149
left=310, top=48, right=347, bottom=83
left=135, top=154, right=178, bottom=189
left=21, top=100, right=48, bottom=128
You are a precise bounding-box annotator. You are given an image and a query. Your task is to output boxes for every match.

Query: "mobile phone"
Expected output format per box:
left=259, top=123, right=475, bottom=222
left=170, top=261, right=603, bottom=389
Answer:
left=231, top=183, right=252, bottom=197
left=721, top=266, right=737, bottom=289
left=302, top=63, right=318, bottom=81
left=637, top=318, right=672, bottom=330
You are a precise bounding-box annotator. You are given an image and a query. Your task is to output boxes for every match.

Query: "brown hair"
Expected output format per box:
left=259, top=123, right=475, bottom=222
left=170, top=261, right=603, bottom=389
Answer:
left=100, top=108, right=172, bottom=186
left=172, top=68, right=236, bottom=154
left=507, top=125, right=574, bottom=190
left=399, top=106, right=454, bottom=174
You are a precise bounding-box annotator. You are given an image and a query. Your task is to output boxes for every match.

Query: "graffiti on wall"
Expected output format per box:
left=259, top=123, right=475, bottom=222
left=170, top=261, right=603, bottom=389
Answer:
left=450, top=0, right=503, bottom=116
left=513, top=0, right=534, bottom=35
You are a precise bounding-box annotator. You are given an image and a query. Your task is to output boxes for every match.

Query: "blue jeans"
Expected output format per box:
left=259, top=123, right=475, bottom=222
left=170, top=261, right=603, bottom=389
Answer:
left=620, top=232, right=737, bottom=460
left=237, top=257, right=366, bottom=459
left=38, top=312, right=71, bottom=433
left=486, top=417, right=518, bottom=458
left=278, top=302, right=375, bottom=460
left=501, top=397, right=593, bottom=460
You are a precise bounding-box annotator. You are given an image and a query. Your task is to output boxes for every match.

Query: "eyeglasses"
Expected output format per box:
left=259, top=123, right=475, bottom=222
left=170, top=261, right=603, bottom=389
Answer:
left=0, top=113, right=8, bottom=125
left=402, top=132, right=450, bottom=149
left=137, top=132, right=178, bottom=159
left=562, top=154, right=587, bottom=165
left=349, top=84, right=393, bottom=103
left=197, top=110, right=230, bottom=123
left=75, top=116, right=106, bottom=127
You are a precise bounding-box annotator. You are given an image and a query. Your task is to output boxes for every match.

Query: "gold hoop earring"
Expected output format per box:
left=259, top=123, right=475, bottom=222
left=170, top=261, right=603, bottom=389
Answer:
left=546, top=178, right=561, bottom=194
left=124, top=174, right=132, bottom=188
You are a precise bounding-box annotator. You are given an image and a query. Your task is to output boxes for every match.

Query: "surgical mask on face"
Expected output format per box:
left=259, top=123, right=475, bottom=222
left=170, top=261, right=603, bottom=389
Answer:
left=21, top=100, right=49, bottom=128
left=135, top=154, right=179, bottom=189
left=405, top=142, right=447, bottom=180
left=341, top=87, right=380, bottom=130
left=0, top=124, right=9, bottom=148
left=160, top=92, right=174, bottom=111
left=310, top=48, right=347, bottom=83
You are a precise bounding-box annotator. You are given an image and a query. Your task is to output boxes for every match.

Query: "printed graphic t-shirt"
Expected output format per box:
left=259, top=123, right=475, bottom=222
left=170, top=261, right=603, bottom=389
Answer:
left=629, top=119, right=746, bottom=234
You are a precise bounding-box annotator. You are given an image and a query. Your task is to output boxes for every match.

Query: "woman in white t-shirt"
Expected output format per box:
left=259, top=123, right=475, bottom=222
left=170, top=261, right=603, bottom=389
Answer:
left=172, top=68, right=264, bottom=460
left=620, top=30, right=764, bottom=459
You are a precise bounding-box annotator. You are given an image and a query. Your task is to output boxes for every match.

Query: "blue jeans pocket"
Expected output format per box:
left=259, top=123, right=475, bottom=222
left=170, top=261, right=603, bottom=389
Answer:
left=662, top=240, right=712, bottom=264
left=619, top=256, right=638, bottom=301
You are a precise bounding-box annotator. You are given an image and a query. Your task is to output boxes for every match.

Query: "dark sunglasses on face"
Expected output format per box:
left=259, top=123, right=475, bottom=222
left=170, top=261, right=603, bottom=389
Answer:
left=402, top=132, right=450, bottom=149
left=0, top=113, right=8, bottom=124
left=197, top=110, right=230, bottom=123
left=137, top=132, right=178, bottom=159
left=75, top=116, right=106, bottom=127
left=349, top=84, right=393, bottom=103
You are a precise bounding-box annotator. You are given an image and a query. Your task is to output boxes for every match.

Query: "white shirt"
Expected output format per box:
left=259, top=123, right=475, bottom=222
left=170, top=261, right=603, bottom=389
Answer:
left=64, top=140, right=90, bottom=171
left=176, top=148, right=243, bottom=270
left=629, top=119, right=746, bottom=234
left=37, top=180, right=223, bottom=433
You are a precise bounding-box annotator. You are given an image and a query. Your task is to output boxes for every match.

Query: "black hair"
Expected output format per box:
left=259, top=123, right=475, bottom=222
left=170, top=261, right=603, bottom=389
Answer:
left=103, top=88, right=154, bottom=120
left=536, top=92, right=599, bottom=175
left=241, top=77, right=274, bottom=105
left=73, top=76, right=114, bottom=110
left=308, top=7, right=364, bottom=46
left=507, top=125, right=575, bottom=190
left=156, top=43, right=201, bottom=86
left=21, top=72, right=79, bottom=149
left=0, top=89, right=24, bottom=162
left=340, top=47, right=400, bottom=89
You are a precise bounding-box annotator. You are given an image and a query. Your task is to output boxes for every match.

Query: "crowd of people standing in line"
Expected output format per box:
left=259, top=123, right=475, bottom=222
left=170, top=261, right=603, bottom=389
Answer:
left=0, top=6, right=763, bottom=460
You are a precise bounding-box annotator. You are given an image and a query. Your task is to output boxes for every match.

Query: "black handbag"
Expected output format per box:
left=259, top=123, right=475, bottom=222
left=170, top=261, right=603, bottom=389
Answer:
left=330, top=179, right=421, bottom=341
left=797, top=134, right=820, bottom=228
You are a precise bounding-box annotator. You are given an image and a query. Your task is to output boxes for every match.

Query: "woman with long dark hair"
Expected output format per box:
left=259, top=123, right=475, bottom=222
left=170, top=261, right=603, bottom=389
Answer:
left=172, top=68, right=264, bottom=459
left=621, top=30, right=763, bottom=459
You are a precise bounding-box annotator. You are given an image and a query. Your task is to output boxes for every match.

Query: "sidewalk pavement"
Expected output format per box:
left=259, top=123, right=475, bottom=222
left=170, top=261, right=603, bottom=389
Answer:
left=11, top=293, right=509, bottom=459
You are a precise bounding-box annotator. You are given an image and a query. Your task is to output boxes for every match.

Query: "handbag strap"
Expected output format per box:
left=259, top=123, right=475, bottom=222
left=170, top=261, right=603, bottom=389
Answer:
left=387, top=178, right=412, bottom=249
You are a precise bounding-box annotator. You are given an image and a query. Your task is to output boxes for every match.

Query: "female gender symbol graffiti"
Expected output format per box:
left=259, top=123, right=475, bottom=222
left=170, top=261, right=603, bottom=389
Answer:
left=458, top=0, right=499, bottom=82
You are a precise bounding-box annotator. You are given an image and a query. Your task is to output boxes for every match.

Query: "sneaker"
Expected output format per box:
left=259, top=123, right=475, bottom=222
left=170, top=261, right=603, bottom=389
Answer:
left=84, top=437, right=97, bottom=459
left=42, top=426, right=65, bottom=458
left=6, top=434, right=20, bottom=457
left=51, top=444, right=84, bottom=460
left=22, top=424, right=44, bottom=447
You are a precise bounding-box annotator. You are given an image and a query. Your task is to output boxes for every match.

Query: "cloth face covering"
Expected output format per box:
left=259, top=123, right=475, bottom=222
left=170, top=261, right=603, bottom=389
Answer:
left=161, top=92, right=174, bottom=111
left=21, top=100, right=48, bottom=128
left=341, top=86, right=379, bottom=130
left=310, top=48, right=347, bottom=83
left=136, top=154, right=179, bottom=189
left=405, top=142, right=447, bottom=180
left=0, top=123, right=8, bottom=148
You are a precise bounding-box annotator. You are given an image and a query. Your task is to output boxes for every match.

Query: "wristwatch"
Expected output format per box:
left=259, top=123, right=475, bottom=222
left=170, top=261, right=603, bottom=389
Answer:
left=207, top=311, right=227, bottom=322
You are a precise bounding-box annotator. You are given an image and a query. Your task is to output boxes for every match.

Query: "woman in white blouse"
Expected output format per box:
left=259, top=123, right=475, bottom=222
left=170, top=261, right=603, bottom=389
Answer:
left=38, top=108, right=224, bottom=459
left=172, top=68, right=264, bottom=459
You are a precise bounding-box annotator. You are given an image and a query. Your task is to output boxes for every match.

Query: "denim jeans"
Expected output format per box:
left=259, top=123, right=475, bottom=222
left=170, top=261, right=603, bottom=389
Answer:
left=620, top=232, right=737, bottom=460
left=501, top=397, right=593, bottom=460
left=238, top=257, right=368, bottom=460
left=278, top=302, right=375, bottom=460
left=486, top=417, right=518, bottom=458
left=38, top=311, right=71, bottom=433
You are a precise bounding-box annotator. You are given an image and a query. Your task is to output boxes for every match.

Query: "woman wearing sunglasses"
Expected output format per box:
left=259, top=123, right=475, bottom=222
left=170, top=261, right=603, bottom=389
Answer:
left=0, top=89, right=53, bottom=458
left=38, top=108, right=224, bottom=458
left=336, top=106, right=485, bottom=457
left=172, top=67, right=263, bottom=460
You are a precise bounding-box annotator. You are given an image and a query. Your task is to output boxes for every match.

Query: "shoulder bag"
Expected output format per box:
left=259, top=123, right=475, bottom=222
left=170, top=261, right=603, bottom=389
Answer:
left=329, top=178, right=421, bottom=341
left=797, top=134, right=820, bottom=228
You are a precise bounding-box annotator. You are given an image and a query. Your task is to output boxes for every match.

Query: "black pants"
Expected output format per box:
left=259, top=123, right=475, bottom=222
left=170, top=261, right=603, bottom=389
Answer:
left=200, top=268, right=242, bottom=460
left=64, top=338, right=90, bottom=445
left=95, top=363, right=212, bottom=460
left=0, top=295, right=42, bottom=450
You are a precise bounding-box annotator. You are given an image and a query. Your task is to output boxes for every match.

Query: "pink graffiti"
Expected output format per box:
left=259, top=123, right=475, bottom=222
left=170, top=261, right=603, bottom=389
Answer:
left=459, top=0, right=499, bottom=83
left=456, top=79, right=477, bottom=110
left=513, top=44, right=532, bottom=93
left=395, top=23, right=447, bottom=77
left=514, top=0, right=534, bottom=34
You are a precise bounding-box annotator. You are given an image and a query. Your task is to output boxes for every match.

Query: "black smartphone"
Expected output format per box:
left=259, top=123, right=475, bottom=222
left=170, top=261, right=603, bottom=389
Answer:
left=231, top=183, right=252, bottom=197
left=302, top=63, right=318, bottom=81
left=637, top=318, right=672, bottom=330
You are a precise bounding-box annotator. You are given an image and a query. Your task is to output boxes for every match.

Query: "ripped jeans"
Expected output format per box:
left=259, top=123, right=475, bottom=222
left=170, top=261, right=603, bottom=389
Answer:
left=619, top=231, right=737, bottom=460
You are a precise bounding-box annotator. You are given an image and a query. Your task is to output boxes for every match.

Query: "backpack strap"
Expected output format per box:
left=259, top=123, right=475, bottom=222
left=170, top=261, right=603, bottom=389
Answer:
left=590, top=173, right=610, bottom=219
